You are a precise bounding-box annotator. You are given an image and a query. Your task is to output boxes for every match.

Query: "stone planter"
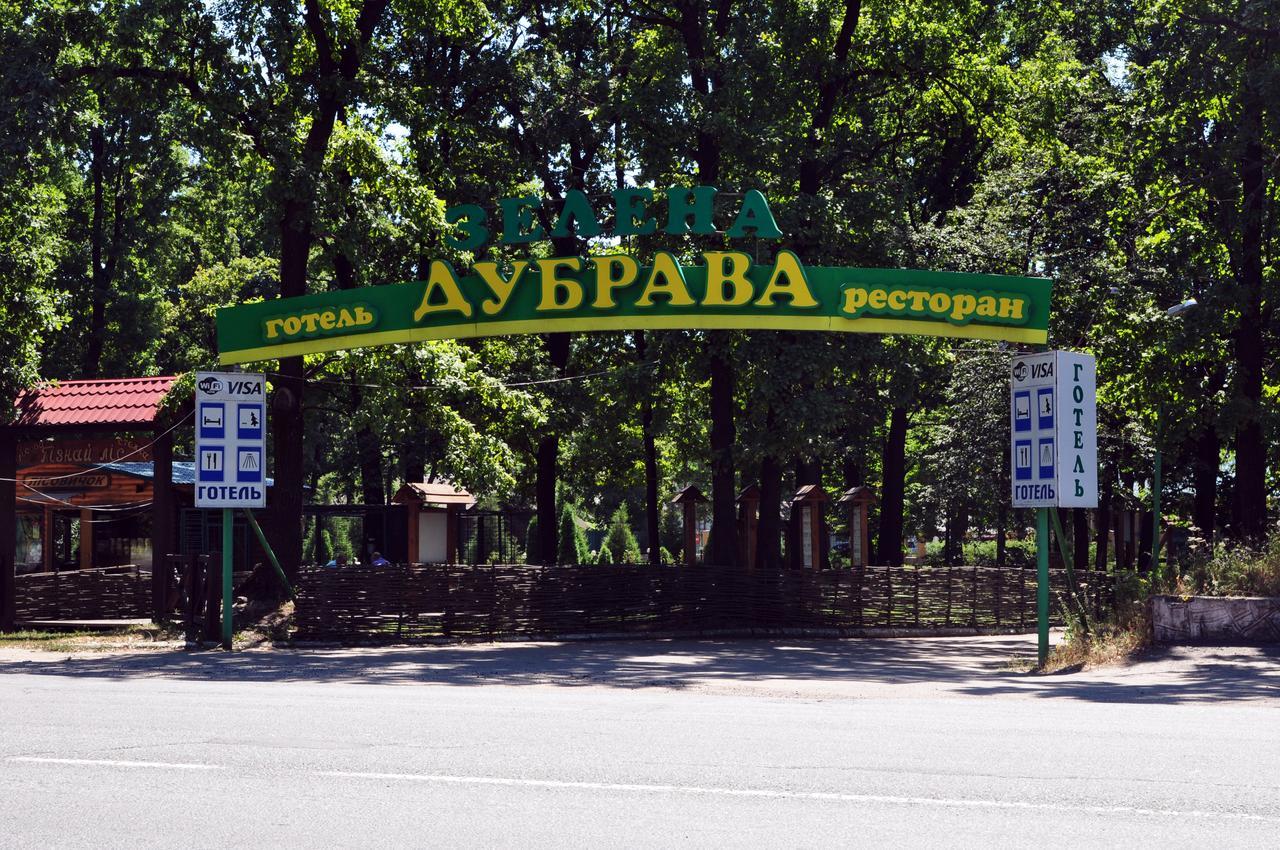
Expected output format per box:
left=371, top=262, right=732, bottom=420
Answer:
left=1152, top=594, right=1280, bottom=644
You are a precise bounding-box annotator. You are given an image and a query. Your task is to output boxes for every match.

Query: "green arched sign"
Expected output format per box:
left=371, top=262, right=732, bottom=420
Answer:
left=216, top=188, right=1051, bottom=365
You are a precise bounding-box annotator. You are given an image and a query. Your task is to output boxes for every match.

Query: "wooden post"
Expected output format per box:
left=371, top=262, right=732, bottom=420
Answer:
left=79, top=508, right=94, bottom=570
left=790, top=485, right=830, bottom=570
left=672, top=486, right=707, bottom=566
left=0, top=426, right=16, bottom=632
left=736, top=484, right=760, bottom=570
left=446, top=505, right=458, bottom=564
left=151, top=426, right=173, bottom=620
left=839, top=487, right=876, bottom=569
left=42, top=507, right=54, bottom=573
left=406, top=504, right=420, bottom=563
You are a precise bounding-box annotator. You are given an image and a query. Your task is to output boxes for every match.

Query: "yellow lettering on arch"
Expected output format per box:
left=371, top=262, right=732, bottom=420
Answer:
left=636, top=252, right=695, bottom=307
left=474, top=260, right=529, bottom=316
left=753, top=251, right=818, bottom=309
left=414, top=260, right=474, bottom=321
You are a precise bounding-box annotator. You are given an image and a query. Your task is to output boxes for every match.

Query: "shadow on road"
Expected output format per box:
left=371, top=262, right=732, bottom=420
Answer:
left=2, top=636, right=1277, bottom=704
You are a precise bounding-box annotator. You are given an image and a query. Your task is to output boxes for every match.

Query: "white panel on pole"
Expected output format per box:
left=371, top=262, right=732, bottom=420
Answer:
left=1055, top=352, right=1098, bottom=507
left=194, top=371, right=267, bottom=509
left=1010, top=351, right=1097, bottom=508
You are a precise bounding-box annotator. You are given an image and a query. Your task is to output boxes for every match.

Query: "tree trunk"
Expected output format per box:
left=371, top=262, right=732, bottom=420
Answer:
left=756, top=444, right=783, bottom=570
left=264, top=0, right=389, bottom=577
left=84, top=125, right=107, bottom=378
left=1192, top=422, right=1219, bottom=544
left=637, top=331, right=661, bottom=566
left=995, top=503, right=1007, bottom=568
left=269, top=356, right=305, bottom=581
left=1230, top=52, right=1268, bottom=542
left=877, top=405, right=908, bottom=566
left=356, top=423, right=383, bottom=506
left=536, top=332, right=570, bottom=564
left=1137, top=510, right=1154, bottom=574
left=707, top=333, right=739, bottom=567
left=1073, top=508, right=1089, bottom=572
left=1095, top=472, right=1112, bottom=572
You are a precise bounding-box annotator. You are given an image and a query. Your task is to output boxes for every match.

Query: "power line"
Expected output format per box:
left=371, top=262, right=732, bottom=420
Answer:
left=0, top=410, right=194, bottom=484
left=278, top=360, right=659, bottom=393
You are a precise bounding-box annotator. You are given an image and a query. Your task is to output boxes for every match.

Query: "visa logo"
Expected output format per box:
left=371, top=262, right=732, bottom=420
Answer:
left=228, top=380, right=263, bottom=395
left=1031, top=363, right=1054, bottom=379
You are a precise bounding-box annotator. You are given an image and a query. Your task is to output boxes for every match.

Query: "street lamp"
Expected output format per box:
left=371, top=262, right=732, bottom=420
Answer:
left=1152, top=297, right=1199, bottom=583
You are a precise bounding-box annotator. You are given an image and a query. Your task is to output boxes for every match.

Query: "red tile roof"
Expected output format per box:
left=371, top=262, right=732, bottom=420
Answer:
left=14, top=377, right=178, bottom=429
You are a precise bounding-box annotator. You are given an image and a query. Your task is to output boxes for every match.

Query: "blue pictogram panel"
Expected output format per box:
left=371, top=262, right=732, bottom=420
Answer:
left=199, top=447, right=225, bottom=482
left=1037, top=388, right=1054, bottom=430
left=236, top=447, right=263, bottom=483
left=1013, top=391, right=1031, bottom=432
left=1038, top=437, right=1055, bottom=479
left=237, top=403, right=264, bottom=440
left=1014, top=439, right=1033, bottom=481
left=198, top=403, right=225, bottom=439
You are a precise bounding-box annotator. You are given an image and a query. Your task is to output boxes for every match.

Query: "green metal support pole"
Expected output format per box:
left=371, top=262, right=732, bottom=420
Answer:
left=1037, top=507, right=1050, bottom=667
left=242, top=508, right=295, bottom=600
left=1151, top=404, right=1163, bottom=587
left=221, top=508, right=233, bottom=651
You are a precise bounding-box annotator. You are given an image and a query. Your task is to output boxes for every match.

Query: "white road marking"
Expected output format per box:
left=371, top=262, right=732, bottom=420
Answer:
left=8, top=757, right=223, bottom=771
left=12, top=757, right=1274, bottom=825
left=320, top=770, right=1280, bottom=824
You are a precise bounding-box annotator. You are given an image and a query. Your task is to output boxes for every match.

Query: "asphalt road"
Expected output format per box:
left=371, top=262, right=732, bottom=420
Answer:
left=2, top=636, right=1278, bottom=848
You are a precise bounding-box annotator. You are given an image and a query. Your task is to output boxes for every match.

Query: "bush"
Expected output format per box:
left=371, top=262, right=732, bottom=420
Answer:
left=659, top=546, right=674, bottom=565
left=1177, top=534, right=1280, bottom=597
left=596, top=545, right=614, bottom=565
left=922, top=538, right=1035, bottom=567
left=660, top=507, right=684, bottom=560
left=556, top=503, right=590, bottom=565
left=524, top=516, right=540, bottom=563
left=604, top=504, right=643, bottom=564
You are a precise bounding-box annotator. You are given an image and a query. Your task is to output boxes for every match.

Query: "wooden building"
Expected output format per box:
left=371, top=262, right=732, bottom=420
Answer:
left=2, top=378, right=183, bottom=628
left=392, top=482, right=475, bottom=564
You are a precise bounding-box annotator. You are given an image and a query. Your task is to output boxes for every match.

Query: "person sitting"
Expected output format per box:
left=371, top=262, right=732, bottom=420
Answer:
left=370, top=551, right=391, bottom=567
left=324, top=554, right=349, bottom=568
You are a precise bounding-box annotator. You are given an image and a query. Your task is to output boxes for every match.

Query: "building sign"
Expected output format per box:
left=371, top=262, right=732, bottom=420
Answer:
left=214, top=187, right=1052, bottom=364
left=17, top=438, right=150, bottom=468
left=194, top=371, right=267, bottom=508
left=1010, top=351, right=1098, bottom=508
left=20, top=473, right=111, bottom=490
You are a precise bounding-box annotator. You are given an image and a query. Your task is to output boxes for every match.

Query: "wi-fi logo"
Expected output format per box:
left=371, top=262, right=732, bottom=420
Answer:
left=1012, top=362, right=1028, bottom=382
left=198, top=376, right=223, bottom=395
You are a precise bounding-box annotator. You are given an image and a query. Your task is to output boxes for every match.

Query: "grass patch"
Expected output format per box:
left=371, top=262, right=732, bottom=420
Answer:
left=1039, top=610, right=1151, bottom=673
left=0, top=623, right=185, bottom=654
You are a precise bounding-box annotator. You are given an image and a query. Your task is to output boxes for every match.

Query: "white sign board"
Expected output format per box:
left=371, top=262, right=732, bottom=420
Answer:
left=1010, top=351, right=1097, bottom=508
left=194, top=371, right=267, bottom=508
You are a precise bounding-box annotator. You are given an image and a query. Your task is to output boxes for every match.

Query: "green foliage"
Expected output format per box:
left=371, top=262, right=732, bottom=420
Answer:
left=1178, top=536, right=1280, bottom=598
left=524, top=516, right=540, bottom=564
left=603, top=504, right=642, bottom=565
left=10, top=0, right=1278, bottom=572
left=596, top=545, right=613, bottom=565
left=922, top=538, right=1037, bottom=567
left=556, top=503, right=589, bottom=565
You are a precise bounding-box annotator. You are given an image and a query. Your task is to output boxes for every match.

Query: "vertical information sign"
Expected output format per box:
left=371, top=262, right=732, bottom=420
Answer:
left=1010, top=351, right=1097, bottom=508
left=194, top=372, right=267, bottom=509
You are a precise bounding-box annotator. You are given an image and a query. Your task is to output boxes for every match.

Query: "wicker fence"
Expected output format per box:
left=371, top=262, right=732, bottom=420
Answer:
left=294, top=562, right=1119, bottom=642
left=13, top=566, right=151, bottom=621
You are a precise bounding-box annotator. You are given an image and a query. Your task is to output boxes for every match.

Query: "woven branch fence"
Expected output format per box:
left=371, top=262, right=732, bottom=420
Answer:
left=14, top=566, right=151, bottom=621
left=294, top=562, right=1119, bottom=642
